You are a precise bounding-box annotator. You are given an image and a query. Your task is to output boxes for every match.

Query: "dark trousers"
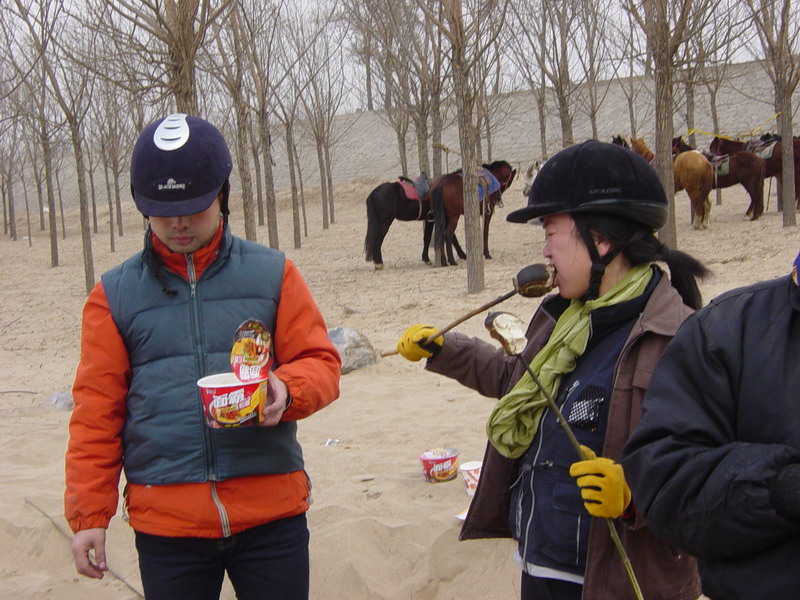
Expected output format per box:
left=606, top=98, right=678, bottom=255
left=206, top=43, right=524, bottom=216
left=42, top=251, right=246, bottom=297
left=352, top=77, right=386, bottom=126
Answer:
left=135, top=513, right=309, bottom=600
left=520, top=571, right=583, bottom=600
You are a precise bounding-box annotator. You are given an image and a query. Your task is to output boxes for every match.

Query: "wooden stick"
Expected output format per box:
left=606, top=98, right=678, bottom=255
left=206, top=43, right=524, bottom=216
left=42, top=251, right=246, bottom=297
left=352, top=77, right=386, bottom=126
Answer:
left=24, top=498, right=145, bottom=598
left=381, top=289, right=517, bottom=357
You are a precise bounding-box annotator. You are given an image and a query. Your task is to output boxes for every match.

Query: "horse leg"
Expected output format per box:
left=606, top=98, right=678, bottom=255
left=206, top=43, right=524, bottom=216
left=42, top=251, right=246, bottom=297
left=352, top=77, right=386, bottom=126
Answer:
left=746, top=179, right=764, bottom=220
left=422, top=218, right=434, bottom=265
left=371, top=220, right=393, bottom=269
left=451, top=233, right=467, bottom=259
left=483, top=203, right=494, bottom=259
left=446, top=219, right=459, bottom=266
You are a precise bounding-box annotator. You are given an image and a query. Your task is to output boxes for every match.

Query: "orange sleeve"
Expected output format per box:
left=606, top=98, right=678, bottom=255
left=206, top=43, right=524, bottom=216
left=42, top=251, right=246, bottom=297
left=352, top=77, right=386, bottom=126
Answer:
left=64, top=282, right=131, bottom=533
left=272, top=259, right=341, bottom=420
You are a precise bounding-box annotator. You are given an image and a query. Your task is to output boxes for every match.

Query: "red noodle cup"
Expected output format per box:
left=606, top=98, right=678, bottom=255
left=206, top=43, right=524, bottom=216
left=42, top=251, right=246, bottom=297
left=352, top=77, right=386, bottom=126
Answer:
left=419, top=448, right=459, bottom=482
left=458, top=461, right=483, bottom=496
left=197, top=372, right=267, bottom=429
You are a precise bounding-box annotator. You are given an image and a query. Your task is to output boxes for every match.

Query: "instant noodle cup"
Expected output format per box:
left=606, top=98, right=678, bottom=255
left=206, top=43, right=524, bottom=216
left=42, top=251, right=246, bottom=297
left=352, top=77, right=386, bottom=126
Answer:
left=230, top=319, right=273, bottom=382
left=419, top=447, right=459, bottom=482
left=458, top=460, right=483, bottom=496
left=197, top=372, right=267, bottom=429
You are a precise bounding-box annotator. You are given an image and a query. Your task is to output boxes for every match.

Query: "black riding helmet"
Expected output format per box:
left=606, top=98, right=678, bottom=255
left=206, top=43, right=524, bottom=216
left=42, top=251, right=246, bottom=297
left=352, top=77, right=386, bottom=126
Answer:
left=507, top=140, right=668, bottom=299
left=130, top=113, right=233, bottom=219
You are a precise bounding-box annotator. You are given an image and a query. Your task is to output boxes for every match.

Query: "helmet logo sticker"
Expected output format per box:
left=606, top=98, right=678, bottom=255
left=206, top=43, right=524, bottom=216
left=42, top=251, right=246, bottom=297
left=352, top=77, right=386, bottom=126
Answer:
left=153, top=113, right=190, bottom=151
left=589, top=187, right=622, bottom=195
left=157, top=178, right=188, bottom=191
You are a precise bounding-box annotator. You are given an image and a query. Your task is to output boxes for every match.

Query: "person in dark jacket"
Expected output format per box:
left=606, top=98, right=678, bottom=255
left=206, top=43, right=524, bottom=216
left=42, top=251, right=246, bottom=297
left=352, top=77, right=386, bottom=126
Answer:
left=65, top=114, right=341, bottom=600
left=395, top=140, right=707, bottom=600
left=622, top=255, right=800, bottom=600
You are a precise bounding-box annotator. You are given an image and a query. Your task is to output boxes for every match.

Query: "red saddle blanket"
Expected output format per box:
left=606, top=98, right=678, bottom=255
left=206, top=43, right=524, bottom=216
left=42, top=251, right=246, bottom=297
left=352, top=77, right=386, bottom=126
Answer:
left=397, top=179, right=421, bottom=201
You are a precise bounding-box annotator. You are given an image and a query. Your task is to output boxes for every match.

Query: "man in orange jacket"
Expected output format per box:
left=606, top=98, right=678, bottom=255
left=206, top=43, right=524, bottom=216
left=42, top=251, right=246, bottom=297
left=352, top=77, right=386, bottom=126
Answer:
left=65, top=113, right=341, bottom=600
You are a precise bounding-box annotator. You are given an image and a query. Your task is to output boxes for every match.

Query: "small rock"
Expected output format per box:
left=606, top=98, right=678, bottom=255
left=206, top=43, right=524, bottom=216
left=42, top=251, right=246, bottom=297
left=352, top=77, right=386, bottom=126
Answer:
left=328, top=327, right=378, bottom=374
left=48, top=390, right=74, bottom=411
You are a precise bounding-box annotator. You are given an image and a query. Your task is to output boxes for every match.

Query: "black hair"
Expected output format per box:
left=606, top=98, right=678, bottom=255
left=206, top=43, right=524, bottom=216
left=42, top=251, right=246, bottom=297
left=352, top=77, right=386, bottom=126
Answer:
left=578, top=214, right=710, bottom=309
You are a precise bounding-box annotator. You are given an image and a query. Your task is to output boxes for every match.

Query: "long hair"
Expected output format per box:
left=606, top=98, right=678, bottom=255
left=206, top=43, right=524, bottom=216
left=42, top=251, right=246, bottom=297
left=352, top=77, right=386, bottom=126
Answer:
left=585, top=215, right=710, bottom=309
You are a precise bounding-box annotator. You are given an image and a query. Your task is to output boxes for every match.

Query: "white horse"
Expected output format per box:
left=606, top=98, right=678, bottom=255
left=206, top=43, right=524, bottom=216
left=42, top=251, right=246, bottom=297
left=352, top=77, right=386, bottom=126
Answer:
left=521, top=158, right=547, bottom=196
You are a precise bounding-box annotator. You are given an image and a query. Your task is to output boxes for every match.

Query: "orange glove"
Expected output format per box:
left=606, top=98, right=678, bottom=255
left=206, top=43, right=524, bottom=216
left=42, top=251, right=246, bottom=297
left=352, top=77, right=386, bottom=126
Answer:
left=396, top=324, right=443, bottom=362
left=569, top=445, right=632, bottom=519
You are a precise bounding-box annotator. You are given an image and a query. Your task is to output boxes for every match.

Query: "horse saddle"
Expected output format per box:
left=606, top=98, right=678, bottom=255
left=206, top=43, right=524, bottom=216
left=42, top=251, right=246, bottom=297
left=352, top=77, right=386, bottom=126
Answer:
left=746, top=140, right=777, bottom=160
left=708, top=154, right=730, bottom=176
left=397, top=173, right=431, bottom=201
left=459, top=168, right=501, bottom=202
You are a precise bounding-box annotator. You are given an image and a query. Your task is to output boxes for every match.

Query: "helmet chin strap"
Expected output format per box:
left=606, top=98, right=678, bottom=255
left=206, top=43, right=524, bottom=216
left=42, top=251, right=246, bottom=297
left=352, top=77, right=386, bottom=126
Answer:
left=574, top=215, right=645, bottom=301
left=220, top=180, right=231, bottom=224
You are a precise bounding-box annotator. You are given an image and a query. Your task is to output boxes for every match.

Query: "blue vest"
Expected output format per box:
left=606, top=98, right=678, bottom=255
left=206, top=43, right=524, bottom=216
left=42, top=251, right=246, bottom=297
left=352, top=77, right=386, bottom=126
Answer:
left=102, top=227, right=304, bottom=485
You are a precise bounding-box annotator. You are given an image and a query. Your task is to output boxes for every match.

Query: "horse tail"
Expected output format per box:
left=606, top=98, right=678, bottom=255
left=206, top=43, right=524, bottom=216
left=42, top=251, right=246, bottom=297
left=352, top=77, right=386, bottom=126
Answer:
left=364, top=188, right=379, bottom=262
left=432, top=184, right=446, bottom=250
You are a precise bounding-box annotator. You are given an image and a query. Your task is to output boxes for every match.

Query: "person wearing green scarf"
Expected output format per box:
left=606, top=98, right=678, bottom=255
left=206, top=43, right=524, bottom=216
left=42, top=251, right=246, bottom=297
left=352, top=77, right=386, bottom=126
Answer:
left=395, top=140, right=708, bottom=600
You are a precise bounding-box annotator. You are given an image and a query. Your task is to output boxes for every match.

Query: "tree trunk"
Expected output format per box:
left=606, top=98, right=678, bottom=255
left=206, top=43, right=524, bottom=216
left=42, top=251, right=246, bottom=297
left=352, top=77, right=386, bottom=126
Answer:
left=777, top=84, right=796, bottom=226
left=395, top=128, right=409, bottom=175
left=249, top=129, right=265, bottom=227
left=324, top=144, right=335, bottom=224
left=653, top=36, right=677, bottom=249
left=103, top=160, right=116, bottom=253
left=431, top=94, right=444, bottom=178
left=68, top=119, right=96, bottom=294
left=685, top=78, right=696, bottom=148
left=286, top=124, right=301, bottom=249
left=41, top=122, right=59, bottom=267
left=414, top=115, right=431, bottom=177
left=257, top=111, right=280, bottom=249
left=6, top=166, right=17, bottom=241
left=446, top=0, right=484, bottom=292
left=316, top=140, right=329, bottom=229
left=234, top=104, right=257, bottom=242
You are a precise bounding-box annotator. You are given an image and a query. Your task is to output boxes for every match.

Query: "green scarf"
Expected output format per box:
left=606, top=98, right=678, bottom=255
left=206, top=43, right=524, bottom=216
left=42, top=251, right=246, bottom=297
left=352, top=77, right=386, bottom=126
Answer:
left=486, top=263, right=653, bottom=459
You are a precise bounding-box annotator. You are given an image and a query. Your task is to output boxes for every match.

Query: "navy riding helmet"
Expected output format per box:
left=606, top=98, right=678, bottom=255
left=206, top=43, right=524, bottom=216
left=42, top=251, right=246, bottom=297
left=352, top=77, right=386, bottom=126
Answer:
left=130, top=113, right=233, bottom=218
left=507, top=139, right=667, bottom=230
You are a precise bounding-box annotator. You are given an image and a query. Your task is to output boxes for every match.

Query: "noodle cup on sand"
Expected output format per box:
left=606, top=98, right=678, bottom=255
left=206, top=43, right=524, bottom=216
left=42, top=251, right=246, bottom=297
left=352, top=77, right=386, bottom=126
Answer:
left=419, top=448, right=459, bottom=482
left=197, top=372, right=267, bottom=428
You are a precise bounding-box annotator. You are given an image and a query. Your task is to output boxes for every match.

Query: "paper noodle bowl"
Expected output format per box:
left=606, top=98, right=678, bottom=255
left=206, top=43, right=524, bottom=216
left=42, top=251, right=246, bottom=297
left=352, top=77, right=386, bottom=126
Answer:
left=197, top=372, right=267, bottom=428
left=419, top=448, right=459, bottom=482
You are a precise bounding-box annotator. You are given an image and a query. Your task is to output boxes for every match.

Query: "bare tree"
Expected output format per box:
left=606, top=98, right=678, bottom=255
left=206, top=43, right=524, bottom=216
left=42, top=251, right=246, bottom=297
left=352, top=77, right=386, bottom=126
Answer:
left=574, top=0, right=616, bottom=140
left=205, top=5, right=261, bottom=241
left=274, top=4, right=326, bottom=249
left=621, top=0, right=716, bottom=248
left=1, top=5, right=63, bottom=265
left=12, top=0, right=101, bottom=291
left=297, top=3, right=348, bottom=229
left=87, top=0, right=234, bottom=113
left=744, top=0, right=799, bottom=225
left=239, top=0, right=285, bottom=249
left=344, top=0, right=416, bottom=175
left=507, top=0, right=579, bottom=149
left=505, top=5, right=551, bottom=159
left=417, top=0, right=508, bottom=292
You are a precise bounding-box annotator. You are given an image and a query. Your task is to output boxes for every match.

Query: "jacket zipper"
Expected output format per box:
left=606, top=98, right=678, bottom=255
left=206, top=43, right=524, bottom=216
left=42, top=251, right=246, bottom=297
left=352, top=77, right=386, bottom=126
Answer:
left=186, top=254, right=230, bottom=535
left=211, top=481, right=232, bottom=537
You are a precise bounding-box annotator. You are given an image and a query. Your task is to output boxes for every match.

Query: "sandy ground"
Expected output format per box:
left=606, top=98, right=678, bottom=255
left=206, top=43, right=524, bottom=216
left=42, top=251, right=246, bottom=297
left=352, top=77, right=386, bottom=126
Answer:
left=1, top=172, right=798, bottom=599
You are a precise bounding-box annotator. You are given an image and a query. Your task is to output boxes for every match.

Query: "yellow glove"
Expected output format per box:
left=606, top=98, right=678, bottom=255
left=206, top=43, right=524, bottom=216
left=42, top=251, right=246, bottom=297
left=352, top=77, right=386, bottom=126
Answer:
left=396, top=324, right=443, bottom=362
left=569, top=445, right=632, bottom=519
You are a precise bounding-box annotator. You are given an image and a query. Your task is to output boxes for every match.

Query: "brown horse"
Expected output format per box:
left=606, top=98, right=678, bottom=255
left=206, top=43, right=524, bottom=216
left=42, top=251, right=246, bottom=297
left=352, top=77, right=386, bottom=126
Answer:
left=432, top=160, right=517, bottom=266
left=611, top=135, right=653, bottom=162
left=673, top=136, right=765, bottom=220
left=630, top=137, right=654, bottom=162
left=710, top=135, right=800, bottom=208
left=626, top=136, right=713, bottom=229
